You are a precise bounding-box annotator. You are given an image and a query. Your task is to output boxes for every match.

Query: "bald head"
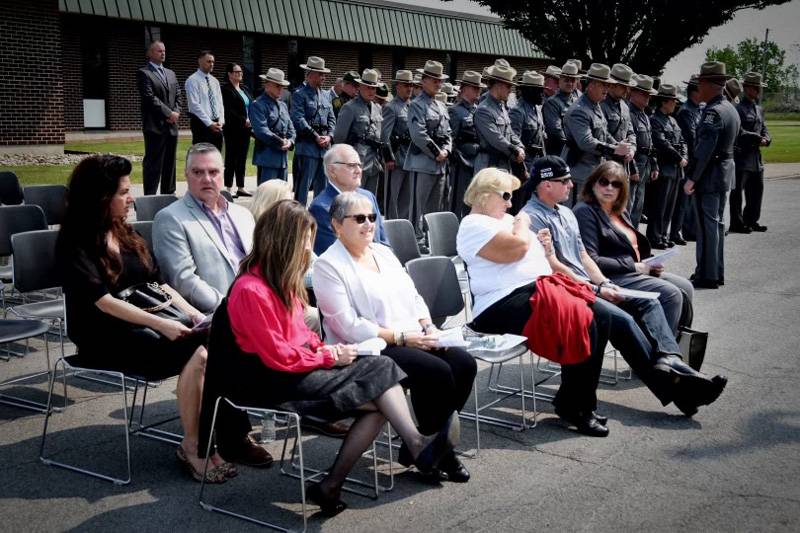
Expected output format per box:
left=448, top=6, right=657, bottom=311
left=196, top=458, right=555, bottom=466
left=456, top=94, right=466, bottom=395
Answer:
left=147, top=41, right=165, bottom=65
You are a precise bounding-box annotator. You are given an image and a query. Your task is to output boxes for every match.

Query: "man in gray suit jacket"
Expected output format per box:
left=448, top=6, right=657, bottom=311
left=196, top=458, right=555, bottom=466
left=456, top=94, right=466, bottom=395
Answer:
left=153, top=144, right=255, bottom=313
left=137, top=41, right=182, bottom=195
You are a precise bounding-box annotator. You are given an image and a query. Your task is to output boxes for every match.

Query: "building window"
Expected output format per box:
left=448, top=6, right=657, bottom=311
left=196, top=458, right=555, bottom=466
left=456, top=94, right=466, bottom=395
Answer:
left=242, top=35, right=257, bottom=92
left=446, top=53, right=457, bottom=80
left=392, top=49, right=406, bottom=75
left=358, top=48, right=373, bottom=74
left=287, top=39, right=303, bottom=88
left=145, top=26, right=161, bottom=49
left=81, top=35, right=108, bottom=100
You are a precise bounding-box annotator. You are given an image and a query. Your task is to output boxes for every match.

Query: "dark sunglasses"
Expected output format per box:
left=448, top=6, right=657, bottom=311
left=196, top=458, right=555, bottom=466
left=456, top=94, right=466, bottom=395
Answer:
left=597, top=177, right=624, bottom=189
left=496, top=191, right=512, bottom=201
left=344, top=213, right=378, bottom=224
left=548, top=177, right=573, bottom=184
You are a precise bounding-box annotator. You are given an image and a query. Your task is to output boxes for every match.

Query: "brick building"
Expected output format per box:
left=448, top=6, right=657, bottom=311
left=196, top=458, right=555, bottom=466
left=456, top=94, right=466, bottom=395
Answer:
left=0, top=0, right=549, bottom=153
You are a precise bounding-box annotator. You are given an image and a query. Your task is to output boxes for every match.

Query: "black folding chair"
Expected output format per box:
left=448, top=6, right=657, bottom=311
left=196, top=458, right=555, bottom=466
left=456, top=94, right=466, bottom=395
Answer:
left=23, top=185, right=67, bottom=226
left=0, top=171, right=24, bottom=205
left=383, top=218, right=421, bottom=266
left=134, top=194, right=178, bottom=222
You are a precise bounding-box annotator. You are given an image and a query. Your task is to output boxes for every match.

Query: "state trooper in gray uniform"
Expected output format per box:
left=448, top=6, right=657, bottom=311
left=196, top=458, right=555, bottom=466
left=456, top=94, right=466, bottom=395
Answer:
left=382, top=69, right=416, bottom=221
left=474, top=64, right=525, bottom=178
left=684, top=62, right=742, bottom=289
left=562, top=63, right=633, bottom=206
left=448, top=70, right=484, bottom=218
left=627, top=74, right=660, bottom=227
left=333, top=68, right=385, bottom=201
left=673, top=74, right=704, bottom=244
left=648, top=84, right=688, bottom=248
left=509, top=71, right=547, bottom=210
left=543, top=61, right=582, bottom=156
left=730, top=71, right=771, bottom=233
left=600, top=63, right=637, bottom=176
left=404, top=60, right=452, bottom=240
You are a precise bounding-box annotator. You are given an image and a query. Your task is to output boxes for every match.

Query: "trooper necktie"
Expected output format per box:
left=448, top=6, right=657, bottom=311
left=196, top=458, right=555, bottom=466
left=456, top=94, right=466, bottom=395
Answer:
left=206, top=76, right=218, bottom=120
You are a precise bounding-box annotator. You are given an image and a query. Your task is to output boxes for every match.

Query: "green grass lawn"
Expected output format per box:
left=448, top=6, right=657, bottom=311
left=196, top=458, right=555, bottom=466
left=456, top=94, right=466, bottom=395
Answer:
left=762, top=121, right=800, bottom=164
left=4, top=138, right=292, bottom=186
left=765, top=112, right=800, bottom=122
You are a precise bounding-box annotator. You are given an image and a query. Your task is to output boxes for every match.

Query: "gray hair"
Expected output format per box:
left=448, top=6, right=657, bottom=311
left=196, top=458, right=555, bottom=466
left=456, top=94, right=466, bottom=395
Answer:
left=329, top=191, right=371, bottom=223
left=322, top=143, right=357, bottom=179
left=185, top=142, right=222, bottom=170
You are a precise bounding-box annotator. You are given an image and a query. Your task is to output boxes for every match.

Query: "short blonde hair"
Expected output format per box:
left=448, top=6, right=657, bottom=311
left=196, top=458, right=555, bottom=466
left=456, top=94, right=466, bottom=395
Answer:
left=463, top=167, right=521, bottom=208
left=250, top=180, right=293, bottom=220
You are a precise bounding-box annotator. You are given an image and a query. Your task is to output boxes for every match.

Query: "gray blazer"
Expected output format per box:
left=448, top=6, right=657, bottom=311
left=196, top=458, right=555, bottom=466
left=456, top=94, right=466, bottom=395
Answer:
left=137, top=64, right=182, bottom=136
left=153, top=194, right=255, bottom=313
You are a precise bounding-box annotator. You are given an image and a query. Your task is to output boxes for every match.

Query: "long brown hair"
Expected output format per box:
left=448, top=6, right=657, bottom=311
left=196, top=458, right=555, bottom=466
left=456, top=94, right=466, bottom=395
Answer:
left=581, top=161, right=630, bottom=215
left=239, top=199, right=316, bottom=310
left=58, top=155, right=153, bottom=284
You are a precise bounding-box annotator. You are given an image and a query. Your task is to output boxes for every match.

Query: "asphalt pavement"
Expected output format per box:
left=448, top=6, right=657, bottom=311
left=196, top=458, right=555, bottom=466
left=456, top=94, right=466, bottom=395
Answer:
left=1, top=175, right=799, bottom=532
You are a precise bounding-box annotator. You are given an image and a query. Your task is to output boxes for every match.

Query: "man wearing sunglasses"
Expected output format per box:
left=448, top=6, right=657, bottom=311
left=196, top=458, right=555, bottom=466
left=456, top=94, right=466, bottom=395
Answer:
left=310, top=143, right=390, bottom=255
left=522, top=156, right=724, bottom=416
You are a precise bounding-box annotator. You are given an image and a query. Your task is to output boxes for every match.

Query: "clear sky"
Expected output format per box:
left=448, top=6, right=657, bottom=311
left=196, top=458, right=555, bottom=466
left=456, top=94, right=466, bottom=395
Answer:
left=395, top=0, right=800, bottom=81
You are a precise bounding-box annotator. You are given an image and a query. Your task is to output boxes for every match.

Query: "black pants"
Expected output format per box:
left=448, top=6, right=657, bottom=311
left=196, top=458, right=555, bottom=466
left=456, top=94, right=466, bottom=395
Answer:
left=142, top=132, right=178, bottom=195
left=646, top=176, right=679, bottom=245
left=189, top=114, right=223, bottom=151
left=470, top=282, right=603, bottom=414
left=730, top=168, right=765, bottom=228
left=382, top=345, right=477, bottom=434
left=223, top=128, right=251, bottom=188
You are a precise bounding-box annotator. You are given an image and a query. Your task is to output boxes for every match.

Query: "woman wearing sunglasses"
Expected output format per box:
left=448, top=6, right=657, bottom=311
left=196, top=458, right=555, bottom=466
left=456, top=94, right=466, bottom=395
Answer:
left=574, top=161, right=694, bottom=335
left=314, top=192, right=477, bottom=482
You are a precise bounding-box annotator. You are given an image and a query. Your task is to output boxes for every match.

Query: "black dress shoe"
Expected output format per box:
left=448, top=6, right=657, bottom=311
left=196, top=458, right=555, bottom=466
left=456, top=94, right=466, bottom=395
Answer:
left=236, top=189, right=253, bottom=198
left=592, top=412, right=608, bottom=426
left=652, top=241, right=667, bottom=250
left=692, top=278, right=719, bottom=289
left=666, top=240, right=676, bottom=248
left=306, top=483, right=347, bottom=517
left=413, top=412, right=460, bottom=473
left=301, top=416, right=352, bottom=438
left=728, top=225, right=752, bottom=234
left=555, top=407, right=609, bottom=437
left=438, top=451, right=470, bottom=483
left=749, top=223, right=768, bottom=232
left=671, top=236, right=687, bottom=246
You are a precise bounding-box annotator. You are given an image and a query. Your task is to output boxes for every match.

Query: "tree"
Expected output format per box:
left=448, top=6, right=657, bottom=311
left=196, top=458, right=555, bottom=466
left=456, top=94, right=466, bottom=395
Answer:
left=447, top=0, right=790, bottom=76
left=706, top=38, right=800, bottom=91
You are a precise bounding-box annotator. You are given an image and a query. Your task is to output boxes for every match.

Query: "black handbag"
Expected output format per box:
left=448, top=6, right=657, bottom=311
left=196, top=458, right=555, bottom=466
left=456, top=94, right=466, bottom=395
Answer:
left=116, top=282, right=193, bottom=328
left=677, top=326, right=708, bottom=371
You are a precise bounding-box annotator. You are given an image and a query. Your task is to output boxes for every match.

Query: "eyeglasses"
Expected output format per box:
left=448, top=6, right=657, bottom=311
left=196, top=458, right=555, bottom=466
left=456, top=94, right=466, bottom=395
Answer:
left=231, top=70, right=243, bottom=74
left=496, top=191, right=512, bottom=201
left=548, top=177, right=573, bottom=184
left=344, top=213, right=378, bottom=224
left=334, top=161, right=363, bottom=170
left=597, top=177, right=624, bottom=189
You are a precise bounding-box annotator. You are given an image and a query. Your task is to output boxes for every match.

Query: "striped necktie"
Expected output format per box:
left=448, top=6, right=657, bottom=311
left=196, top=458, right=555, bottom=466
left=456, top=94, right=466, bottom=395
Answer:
left=206, top=76, right=218, bottom=120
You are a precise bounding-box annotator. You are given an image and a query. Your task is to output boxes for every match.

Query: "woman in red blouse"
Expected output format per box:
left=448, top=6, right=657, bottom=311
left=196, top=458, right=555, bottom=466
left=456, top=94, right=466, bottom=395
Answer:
left=199, top=199, right=459, bottom=516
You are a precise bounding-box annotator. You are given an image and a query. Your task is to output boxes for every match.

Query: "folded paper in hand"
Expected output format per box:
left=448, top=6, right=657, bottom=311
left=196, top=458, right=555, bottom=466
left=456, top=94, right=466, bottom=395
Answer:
left=434, top=328, right=469, bottom=348
left=615, top=287, right=660, bottom=300
left=191, top=314, right=213, bottom=332
left=357, top=337, right=387, bottom=356
left=643, top=248, right=678, bottom=267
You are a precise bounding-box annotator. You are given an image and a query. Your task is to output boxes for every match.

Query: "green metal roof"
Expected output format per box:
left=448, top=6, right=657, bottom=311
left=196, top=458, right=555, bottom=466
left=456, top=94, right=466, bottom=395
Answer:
left=58, top=0, right=545, bottom=59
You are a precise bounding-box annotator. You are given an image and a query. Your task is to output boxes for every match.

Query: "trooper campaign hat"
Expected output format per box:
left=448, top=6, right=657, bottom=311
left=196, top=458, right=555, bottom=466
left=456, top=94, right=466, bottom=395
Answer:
left=743, top=71, right=767, bottom=88
left=259, top=67, right=290, bottom=87
left=392, top=70, right=415, bottom=84
left=518, top=71, right=545, bottom=88
left=543, top=65, right=562, bottom=80
left=299, top=56, right=331, bottom=73
left=656, top=83, right=680, bottom=100
left=483, top=64, right=518, bottom=85
left=609, top=63, right=636, bottom=86
left=630, top=74, right=658, bottom=95
left=559, top=61, right=582, bottom=78
left=356, top=68, right=381, bottom=87
left=584, top=63, right=618, bottom=84
left=417, top=60, right=449, bottom=80
left=457, top=70, right=486, bottom=89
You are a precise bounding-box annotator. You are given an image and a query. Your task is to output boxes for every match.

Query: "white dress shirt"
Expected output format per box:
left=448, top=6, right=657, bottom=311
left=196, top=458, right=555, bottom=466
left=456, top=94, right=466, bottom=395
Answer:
left=185, top=69, right=225, bottom=127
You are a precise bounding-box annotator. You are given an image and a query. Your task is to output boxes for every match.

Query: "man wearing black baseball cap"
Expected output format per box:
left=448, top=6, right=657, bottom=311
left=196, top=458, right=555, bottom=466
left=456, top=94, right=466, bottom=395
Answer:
left=522, top=155, right=726, bottom=417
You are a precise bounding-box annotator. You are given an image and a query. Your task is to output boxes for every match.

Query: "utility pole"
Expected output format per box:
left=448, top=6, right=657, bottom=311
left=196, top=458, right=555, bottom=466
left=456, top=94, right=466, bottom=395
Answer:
left=761, top=28, right=770, bottom=78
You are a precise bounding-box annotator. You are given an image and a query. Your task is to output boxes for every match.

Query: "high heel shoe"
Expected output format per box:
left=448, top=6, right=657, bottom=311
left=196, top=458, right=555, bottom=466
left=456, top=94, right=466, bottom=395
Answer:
left=413, top=411, right=460, bottom=473
left=306, top=483, right=347, bottom=517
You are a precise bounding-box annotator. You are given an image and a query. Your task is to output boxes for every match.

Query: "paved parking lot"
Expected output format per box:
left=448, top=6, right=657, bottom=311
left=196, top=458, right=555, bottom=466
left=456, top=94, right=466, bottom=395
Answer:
left=1, top=176, right=799, bottom=532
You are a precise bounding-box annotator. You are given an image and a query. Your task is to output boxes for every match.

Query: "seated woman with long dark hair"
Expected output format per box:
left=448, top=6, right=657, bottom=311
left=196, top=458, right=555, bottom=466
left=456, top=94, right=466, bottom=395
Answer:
left=574, top=161, right=694, bottom=334
left=198, top=199, right=459, bottom=516
left=57, top=155, right=230, bottom=483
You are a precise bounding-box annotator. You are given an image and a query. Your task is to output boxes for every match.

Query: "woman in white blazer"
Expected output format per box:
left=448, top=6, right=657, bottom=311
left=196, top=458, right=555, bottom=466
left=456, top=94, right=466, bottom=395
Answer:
left=314, top=192, right=477, bottom=483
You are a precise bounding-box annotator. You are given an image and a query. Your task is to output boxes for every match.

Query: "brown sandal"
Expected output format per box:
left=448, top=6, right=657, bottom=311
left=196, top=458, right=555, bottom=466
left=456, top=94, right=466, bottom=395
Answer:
left=176, top=445, right=227, bottom=483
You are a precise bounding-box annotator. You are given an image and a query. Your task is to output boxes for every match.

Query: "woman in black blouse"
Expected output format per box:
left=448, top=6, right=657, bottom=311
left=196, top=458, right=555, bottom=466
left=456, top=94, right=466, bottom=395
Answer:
left=221, top=62, right=254, bottom=198
left=57, top=155, right=231, bottom=483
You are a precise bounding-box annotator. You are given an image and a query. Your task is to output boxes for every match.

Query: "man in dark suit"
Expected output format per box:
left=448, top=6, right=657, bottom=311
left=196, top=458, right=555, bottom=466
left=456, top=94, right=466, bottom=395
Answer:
left=137, top=41, right=182, bottom=195
left=309, top=144, right=389, bottom=256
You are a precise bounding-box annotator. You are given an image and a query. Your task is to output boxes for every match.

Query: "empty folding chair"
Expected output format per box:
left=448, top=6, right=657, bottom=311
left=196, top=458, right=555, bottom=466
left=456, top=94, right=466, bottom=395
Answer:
left=0, top=318, right=51, bottom=411
left=7, top=230, right=65, bottom=357
left=0, top=171, right=24, bottom=205
left=130, top=221, right=154, bottom=255
left=424, top=211, right=459, bottom=257
left=0, top=205, right=48, bottom=308
left=23, top=184, right=67, bottom=226
left=134, top=194, right=178, bottom=222
left=383, top=219, right=421, bottom=266
left=405, top=256, right=538, bottom=453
